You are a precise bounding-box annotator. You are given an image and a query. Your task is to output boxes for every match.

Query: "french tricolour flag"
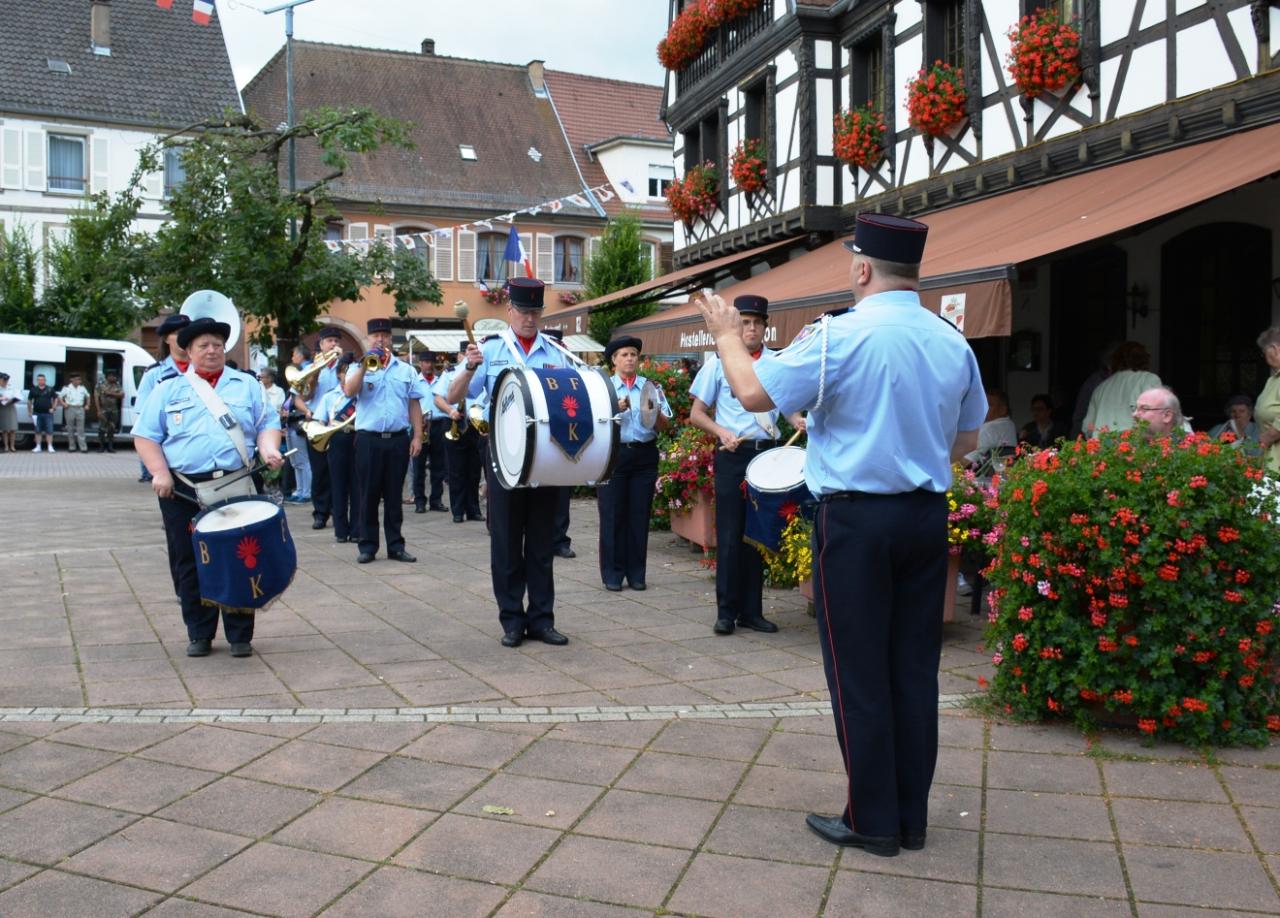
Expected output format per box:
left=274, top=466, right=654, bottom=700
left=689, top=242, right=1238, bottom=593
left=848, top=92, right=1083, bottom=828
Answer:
left=192, top=0, right=214, bottom=25
left=503, top=225, right=534, bottom=279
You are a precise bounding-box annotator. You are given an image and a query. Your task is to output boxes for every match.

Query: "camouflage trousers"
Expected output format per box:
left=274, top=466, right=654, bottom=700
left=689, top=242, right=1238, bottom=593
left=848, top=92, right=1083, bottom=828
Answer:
left=98, top=409, right=119, bottom=450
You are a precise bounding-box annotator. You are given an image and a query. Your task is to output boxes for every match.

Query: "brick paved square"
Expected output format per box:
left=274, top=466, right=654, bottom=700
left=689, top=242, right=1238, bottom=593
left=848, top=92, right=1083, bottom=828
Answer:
left=1103, top=760, right=1227, bottom=802
left=273, top=796, right=437, bottom=861
left=139, top=724, right=288, bottom=771
left=546, top=720, right=666, bottom=748
left=829, top=871, right=978, bottom=917
left=704, top=803, right=837, bottom=866
left=0, top=739, right=119, bottom=791
left=234, top=738, right=384, bottom=792
left=614, top=749, right=747, bottom=800
left=984, top=788, right=1114, bottom=841
left=928, top=783, right=984, bottom=832
left=840, top=825, right=982, bottom=885
left=576, top=787, right=720, bottom=848
left=459, top=773, right=604, bottom=830
left=493, top=891, right=646, bottom=917
left=932, top=745, right=985, bottom=787
left=155, top=776, right=320, bottom=837
left=986, top=750, right=1102, bottom=795
left=526, top=835, right=688, bottom=908
left=61, top=817, right=247, bottom=892
left=393, top=812, right=559, bottom=883
left=322, top=865, right=507, bottom=917
left=987, top=722, right=1089, bottom=755
left=505, top=736, right=637, bottom=786
left=1111, top=798, right=1253, bottom=850
left=755, top=729, right=846, bottom=773
left=399, top=723, right=538, bottom=769
left=733, top=762, right=848, bottom=812
left=980, top=888, right=1130, bottom=917
left=0, top=860, right=38, bottom=890
left=302, top=722, right=432, bottom=752
left=0, top=869, right=161, bottom=918
left=982, top=834, right=1127, bottom=897
left=1217, top=765, right=1280, bottom=807
left=667, top=850, right=829, bottom=918
left=0, top=796, right=137, bottom=864
left=183, top=842, right=371, bottom=917
left=1241, top=805, right=1280, bottom=853
left=341, top=755, right=488, bottom=810
left=1123, top=844, right=1280, bottom=911
left=50, top=722, right=181, bottom=753
left=54, top=756, right=216, bottom=813
left=649, top=720, right=771, bottom=761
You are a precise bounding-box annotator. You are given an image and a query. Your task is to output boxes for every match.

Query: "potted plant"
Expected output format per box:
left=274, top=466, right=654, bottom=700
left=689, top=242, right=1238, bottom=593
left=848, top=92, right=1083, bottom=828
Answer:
left=657, top=2, right=712, bottom=71
left=762, top=510, right=813, bottom=593
left=1006, top=5, right=1082, bottom=99
left=483, top=284, right=509, bottom=306
left=905, top=61, right=968, bottom=137
left=559, top=291, right=582, bottom=306
left=656, top=426, right=718, bottom=548
left=730, top=138, right=768, bottom=194
left=664, top=162, right=721, bottom=226
left=833, top=103, right=887, bottom=171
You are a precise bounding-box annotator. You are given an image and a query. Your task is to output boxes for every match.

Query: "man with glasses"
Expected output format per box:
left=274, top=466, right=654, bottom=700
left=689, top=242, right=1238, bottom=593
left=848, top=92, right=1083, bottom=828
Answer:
left=1131, top=388, right=1185, bottom=437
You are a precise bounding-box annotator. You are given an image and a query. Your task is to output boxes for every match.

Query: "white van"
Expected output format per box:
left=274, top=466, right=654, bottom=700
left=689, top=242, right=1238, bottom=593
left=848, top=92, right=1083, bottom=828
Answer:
left=0, top=333, right=156, bottom=446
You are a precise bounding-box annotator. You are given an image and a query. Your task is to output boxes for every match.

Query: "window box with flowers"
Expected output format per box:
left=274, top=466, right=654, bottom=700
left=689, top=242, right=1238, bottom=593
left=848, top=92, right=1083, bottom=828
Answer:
left=905, top=61, right=968, bottom=137
left=833, top=103, right=887, bottom=171
left=483, top=284, right=509, bottom=307
left=657, top=0, right=764, bottom=71
left=1006, top=6, right=1082, bottom=100
left=559, top=291, right=582, bottom=307
left=730, top=138, right=768, bottom=194
left=665, top=161, right=721, bottom=227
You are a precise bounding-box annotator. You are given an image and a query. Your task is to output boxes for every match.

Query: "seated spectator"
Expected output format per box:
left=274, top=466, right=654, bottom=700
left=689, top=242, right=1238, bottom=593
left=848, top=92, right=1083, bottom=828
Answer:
left=966, top=387, right=1018, bottom=467
left=1083, top=342, right=1162, bottom=434
left=1132, top=386, right=1189, bottom=438
left=1209, top=394, right=1260, bottom=455
left=1019, top=393, right=1068, bottom=448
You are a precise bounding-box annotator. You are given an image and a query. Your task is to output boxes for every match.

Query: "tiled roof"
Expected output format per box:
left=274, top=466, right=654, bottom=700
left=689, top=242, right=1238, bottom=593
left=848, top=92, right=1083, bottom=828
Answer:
left=544, top=69, right=672, bottom=222
left=242, top=42, right=598, bottom=217
left=0, top=0, right=239, bottom=128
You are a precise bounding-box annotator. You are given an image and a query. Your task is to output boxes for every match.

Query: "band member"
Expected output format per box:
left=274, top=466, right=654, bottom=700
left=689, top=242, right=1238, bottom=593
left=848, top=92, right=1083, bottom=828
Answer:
left=542, top=328, right=576, bottom=559
left=316, top=356, right=360, bottom=543
left=295, top=326, right=343, bottom=530
left=696, top=214, right=986, bottom=858
left=343, top=318, right=429, bottom=563
left=132, top=316, right=285, bottom=658
left=448, top=277, right=571, bottom=648
left=436, top=342, right=485, bottom=524
left=690, top=295, right=802, bottom=635
left=412, top=350, right=449, bottom=513
left=94, top=369, right=125, bottom=452
left=598, top=335, right=671, bottom=591
left=135, top=314, right=192, bottom=482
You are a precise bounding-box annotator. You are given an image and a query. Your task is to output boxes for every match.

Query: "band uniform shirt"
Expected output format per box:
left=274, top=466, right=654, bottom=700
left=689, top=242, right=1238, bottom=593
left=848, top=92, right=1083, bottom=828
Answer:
left=421, top=371, right=451, bottom=420
left=466, top=332, right=571, bottom=402
left=689, top=352, right=781, bottom=439
left=131, top=369, right=280, bottom=475
left=28, top=385, right=56, bottom=414
left=301, top=364, right=340, bottom=414
left=346, top=358, right=430, bottom=432
left=315, top=387, right=351, bottom=426
left=613, top=375, right=673, bottom=444
left=59, top=383, right=89, bottom=408
left=755, top=290, right=987, bottom=497
left=136, top=356, right=181, bottom=417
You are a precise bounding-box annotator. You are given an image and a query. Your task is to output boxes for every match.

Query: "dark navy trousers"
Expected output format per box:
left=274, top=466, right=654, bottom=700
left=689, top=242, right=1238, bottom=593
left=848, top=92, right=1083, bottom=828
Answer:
left=305, top=438, right=332, bottom=525
left=412, top=417, right=448, bottom=507
left=813, top=489, right=947, bottom=838
left=325, top=429, right=360, bottom=541
left=486, top=464, right=558, bottom=637
left=354, top=430, right=410, bottom=556
left=554, top=487, right=572, bottom=551
left=445, top=426, right=483, bottom=518
left=597, top=441, right=658, bottom=587
left=712, top=447, right=764, bottom=622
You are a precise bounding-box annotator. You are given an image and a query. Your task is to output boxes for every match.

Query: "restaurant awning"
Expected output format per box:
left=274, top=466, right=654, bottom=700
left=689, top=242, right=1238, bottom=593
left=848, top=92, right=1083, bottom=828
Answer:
left=620, top=122, right=1280, bottom=354
left=407, top=330, right=467, bottom=356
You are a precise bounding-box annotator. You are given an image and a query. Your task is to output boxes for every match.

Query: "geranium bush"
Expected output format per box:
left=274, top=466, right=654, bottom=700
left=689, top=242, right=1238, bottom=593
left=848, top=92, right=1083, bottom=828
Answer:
left=984, top=430, right=1280, bottom=746
left=730, top=138, right=768, bottom=194
left=654, top=426, right=717, bottom=529
left=1006, top=6, right=1082, bottom=99
left=665, top=162, right=721, bottom=226
left=833, top=103, right=887, bottom=170
left=906, top=61, right=968, bottom=136
left=657, top=0, right=764, bottom=71
left=949, top=466, right=1003, bottom=560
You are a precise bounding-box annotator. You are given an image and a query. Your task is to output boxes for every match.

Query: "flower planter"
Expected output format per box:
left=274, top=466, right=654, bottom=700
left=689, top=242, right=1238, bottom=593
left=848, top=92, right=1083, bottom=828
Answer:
left=798, top=578, right=813, bottom=601
left=670, top=492, right=716, bottom=550
left=942, top=553, right=961, bottom=623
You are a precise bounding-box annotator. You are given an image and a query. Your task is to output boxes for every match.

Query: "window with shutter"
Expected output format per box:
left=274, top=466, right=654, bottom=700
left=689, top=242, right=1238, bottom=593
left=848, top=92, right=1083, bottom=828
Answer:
left=25, top=130, right=46, bottom=191
left=0, top=128, right=21, bottom=189
left=535, top=233, right=554, bottom=283
left=457, top=229, right=477, bottom=282
left=346, top=222, right=368, bottom=242
left=47, top=134, right=85, bottom=193
left=435, top=228, right=454, bottom=280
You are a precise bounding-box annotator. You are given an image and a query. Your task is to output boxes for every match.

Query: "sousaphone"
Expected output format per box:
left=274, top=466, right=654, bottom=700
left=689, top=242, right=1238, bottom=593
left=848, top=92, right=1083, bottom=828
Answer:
left=180, top=290, right=241, bottom=351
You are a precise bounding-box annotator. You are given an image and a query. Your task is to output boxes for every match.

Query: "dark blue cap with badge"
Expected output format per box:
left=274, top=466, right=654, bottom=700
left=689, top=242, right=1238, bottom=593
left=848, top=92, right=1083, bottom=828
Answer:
left=735, top=295, right=768, bottom=317
left=317, top=325, right=343, bottom=341
left=508, top=277, right=545, bottom=310
left=367, top=317, right=392, bottom=334
left=842, top=213, right=929, bottom=263
left=157, top=314, right=192, bottom=337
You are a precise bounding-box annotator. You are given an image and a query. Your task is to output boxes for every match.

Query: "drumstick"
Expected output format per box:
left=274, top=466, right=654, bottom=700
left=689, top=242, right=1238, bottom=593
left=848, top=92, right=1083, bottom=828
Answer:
left=784, top=427, right=806, bottom=447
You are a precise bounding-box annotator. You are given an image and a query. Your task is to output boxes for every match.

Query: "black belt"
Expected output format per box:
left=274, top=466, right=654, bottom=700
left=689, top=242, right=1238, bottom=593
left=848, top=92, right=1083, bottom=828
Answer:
left=820, top=488, right=936, bottom=503
left=620, top=440, right=658, bottom=449
left=740, top=439, right=779, bottom=452
left=181, top=469, right=247, bottom=483
left=357, top=429, right=409, bottom=439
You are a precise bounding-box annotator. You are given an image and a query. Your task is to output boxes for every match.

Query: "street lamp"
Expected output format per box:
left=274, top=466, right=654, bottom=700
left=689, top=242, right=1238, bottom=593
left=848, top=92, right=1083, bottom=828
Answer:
left=261, top=0, right=315, bottom=240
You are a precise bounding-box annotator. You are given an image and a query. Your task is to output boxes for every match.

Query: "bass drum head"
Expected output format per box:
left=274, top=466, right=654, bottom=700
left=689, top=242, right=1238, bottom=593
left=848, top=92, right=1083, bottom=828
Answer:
left=745, top=445, right=807, bottom=493
left=193, top=495, right=280, bottom=532
left=491, top=368, right=535, bottom=489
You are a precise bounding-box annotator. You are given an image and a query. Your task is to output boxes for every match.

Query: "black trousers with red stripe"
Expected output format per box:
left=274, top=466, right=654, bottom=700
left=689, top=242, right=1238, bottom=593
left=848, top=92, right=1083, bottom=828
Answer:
left=812, top=489, right=947, bottom=838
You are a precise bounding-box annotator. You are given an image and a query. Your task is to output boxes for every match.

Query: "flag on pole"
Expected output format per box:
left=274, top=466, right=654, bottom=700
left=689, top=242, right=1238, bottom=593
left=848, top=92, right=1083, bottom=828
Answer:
left=156, top=0, right=174, bottom=9
left=192, top=0, right=214, bottom=25
left=475, top=280, right=491, bottom=295
left=324, top=240, right=341, bottom=252
left=503, top=225, right=533, bottom=279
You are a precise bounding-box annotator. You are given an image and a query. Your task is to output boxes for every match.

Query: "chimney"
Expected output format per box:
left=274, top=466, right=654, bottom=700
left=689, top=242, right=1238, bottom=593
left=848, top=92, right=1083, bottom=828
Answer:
left=91, top=0, right=111, bottom=55
left=527, top=59, right=545, bottom=93
left=421, top=38, right=435, bottom=55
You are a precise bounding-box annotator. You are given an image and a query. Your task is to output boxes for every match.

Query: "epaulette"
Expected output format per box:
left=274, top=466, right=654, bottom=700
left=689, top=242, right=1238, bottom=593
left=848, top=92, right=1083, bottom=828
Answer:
left=158, top=368, right=182, bottom=383
left=145, top=361, right=164, bottom=372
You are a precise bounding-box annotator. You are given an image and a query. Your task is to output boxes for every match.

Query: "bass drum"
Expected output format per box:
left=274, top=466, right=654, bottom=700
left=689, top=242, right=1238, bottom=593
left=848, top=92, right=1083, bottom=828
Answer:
left=191, top=496, right=297, bottom=614
left=490, top=366, right=619, bottom=489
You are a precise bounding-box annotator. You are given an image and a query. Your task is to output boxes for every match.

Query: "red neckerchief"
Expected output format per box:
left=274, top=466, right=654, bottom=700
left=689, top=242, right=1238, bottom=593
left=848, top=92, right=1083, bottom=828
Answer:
left=195, top=368, right=222, bottom=387
left=423, top=372, right=435, bottom=384
left=749, top=348, right=763, bottom=362
left=516, top=333, right=536, bottom=354
left=174, top=359, right=190, bottom=373
left=619, top=373, right=637, bottom=389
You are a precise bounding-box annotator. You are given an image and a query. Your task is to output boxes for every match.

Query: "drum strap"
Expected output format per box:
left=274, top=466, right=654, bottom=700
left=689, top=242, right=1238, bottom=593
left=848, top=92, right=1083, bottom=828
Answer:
left=184, top=369, right=252, bottom=470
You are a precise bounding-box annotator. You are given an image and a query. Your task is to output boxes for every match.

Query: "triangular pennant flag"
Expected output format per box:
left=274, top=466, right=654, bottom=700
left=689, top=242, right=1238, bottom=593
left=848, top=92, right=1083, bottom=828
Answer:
left=324, top=240, right=341, bottom=252
left=547, top=200, right=563, bottom=213
left=567, top=194, right=589, bottom=208
left=475, top=220, right=493, bottom=231
left=435, top=228, right=451, bottom=237
left=619, top=179, right=635, bottom=193
left=596, top=187, right=615, bottom=203
left=398, top=235, right=415, bottom=248
left=192, top=0, right=214, bottom=25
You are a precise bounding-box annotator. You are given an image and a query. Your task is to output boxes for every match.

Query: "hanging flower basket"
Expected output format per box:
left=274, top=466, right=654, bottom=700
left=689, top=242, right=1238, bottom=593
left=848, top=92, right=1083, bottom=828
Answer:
left=664, top=161, right=720, bottom=226
left=1006, top=6, right=1082, bottom=99
left=657, top=0, right=764, bottom=71
left=833, top=103, right=887, bottom=170
left=906, top=61, right=968, bottom=137
left=730, top=138, right=768, bottom=194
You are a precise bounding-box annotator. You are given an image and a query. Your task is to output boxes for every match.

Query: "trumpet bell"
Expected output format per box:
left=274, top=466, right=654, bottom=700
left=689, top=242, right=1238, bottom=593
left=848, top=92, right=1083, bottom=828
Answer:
left=468, top=403, right=489, bottom=436
left=302, top=416, right=353, bottom=452
left=180, top=290, right=240, bottom=351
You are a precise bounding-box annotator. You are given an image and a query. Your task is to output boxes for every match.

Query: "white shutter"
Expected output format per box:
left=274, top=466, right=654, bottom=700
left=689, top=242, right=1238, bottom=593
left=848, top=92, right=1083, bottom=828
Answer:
left=1, top=127, right=21, bottom=189
left=346, top=222, right=368, bottom=242
left=90, top=136, right=110, bottom=193
left=434, top=229, right=453, bottom=280
left=373, top=224, right=392, bottom=242
left=457, top=229, right=476, bottom=282
left=535, top=233, right=554, bottom=283
left=588, top=236, right=601, bottom=262
left=518, top=232, right=533, bottom=278
left=24, top=130, right=45, bottom=191
left=143, top=169, right=163, bottom=200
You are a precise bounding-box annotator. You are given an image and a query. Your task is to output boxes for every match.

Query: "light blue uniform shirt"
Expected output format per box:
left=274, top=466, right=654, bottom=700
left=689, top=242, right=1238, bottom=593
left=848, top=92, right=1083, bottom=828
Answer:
left=132, top=369, right=280, bottom=474
left=345, top=358, right=431, bottom=433
left=467, top=331, right=571, bottom=401
left=315, top=387, right=352, bottom=426
left=755, top=290, right=988, bottom=496
left=135, top=355, right=179, bottom=416
left=613, top=374, right=673, bottom=443
left=418, top=371, right=449, bottom=420
left=301, top=364, right=340, bottom=413
left=690, top=351, right=781, bottom=439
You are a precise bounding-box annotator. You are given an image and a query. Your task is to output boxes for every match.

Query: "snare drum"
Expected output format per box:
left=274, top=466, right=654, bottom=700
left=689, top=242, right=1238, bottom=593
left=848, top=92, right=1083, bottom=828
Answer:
left=744, top=445, right=812, bottom=553
left=191, top=496, right=297, bottom=613
left=490, top=366, right=619, bottom=489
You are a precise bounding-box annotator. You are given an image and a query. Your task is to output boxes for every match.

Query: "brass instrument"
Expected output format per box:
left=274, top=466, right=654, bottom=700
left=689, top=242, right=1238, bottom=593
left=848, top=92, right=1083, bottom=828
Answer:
left=285, top=348, right=342, bottom=398
left=447, top=299, right=481, bottom=441
left=468, top=403, right=489, bottom=436
left=301, top=415, right=354, bottom=451
left=361, top=346, right=391, bottom=372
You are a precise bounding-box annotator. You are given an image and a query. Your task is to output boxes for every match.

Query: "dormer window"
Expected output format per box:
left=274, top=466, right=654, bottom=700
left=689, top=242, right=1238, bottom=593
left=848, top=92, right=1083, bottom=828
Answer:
left=459, top=145, right=477, bottom=161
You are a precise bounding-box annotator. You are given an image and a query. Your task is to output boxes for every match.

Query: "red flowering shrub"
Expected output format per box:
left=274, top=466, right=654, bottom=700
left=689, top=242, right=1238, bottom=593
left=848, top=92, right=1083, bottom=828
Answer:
left=665, top=161, right=720, bottom=226
left=833, top=103, right=887, bottom=170
left=905, top=61, right=968, bottom=137
left=984, top=430, right=1280, bottom=746
left=1006, top=6, right=1082, bottom=99
left=730, top=138, right=768, bottom=193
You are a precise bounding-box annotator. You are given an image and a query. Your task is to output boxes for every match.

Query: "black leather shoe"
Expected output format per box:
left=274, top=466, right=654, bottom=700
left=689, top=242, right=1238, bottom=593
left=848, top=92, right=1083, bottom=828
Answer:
left=186, top=639, right=212, bottom=657
left=500, top=630, right=524, bottom=648
left=229, top=642, right=253, bottom=658
left=429, top=502, right=447, bottom=512
left=738, top=616, right=779, bottom=633
left=334, top=535, right=350, bottom=543
left=805, top=814, right=899, bottom=857
left=604, top=583, right=623, bottom=592
left=311, top=519, right=326, bottom=530
left=388, top=550, right=417, bottom=563
left=713, top=618, right=735, bottom=635
left=527, top=628, right=569, bottom=646
left=555, top=545, right=576, bottom=559
left=467, top=512, right=485, bottom=522
left=901, top=830, right=926, bottom=851
left=453, top=516, right=464, bottom=523
left=357, top=552, right=375, bottom=564
left=414, top=504, right=426, bottom=514
left=629, top=582, right=646, bottom=591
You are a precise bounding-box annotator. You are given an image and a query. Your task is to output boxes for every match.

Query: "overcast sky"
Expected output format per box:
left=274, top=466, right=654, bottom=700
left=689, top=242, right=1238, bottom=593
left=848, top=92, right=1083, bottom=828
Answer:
left=216, top=0, right=671, bottom=89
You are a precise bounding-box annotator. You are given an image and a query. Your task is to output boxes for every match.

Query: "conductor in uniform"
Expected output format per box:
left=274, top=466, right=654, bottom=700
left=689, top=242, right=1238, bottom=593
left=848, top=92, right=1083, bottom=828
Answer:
left=690, top=295, right=803, bottom=635
left=132, top=316, right=285, bottom=658
left=295, top=326, right=343, bottom=530
left=447, top=277, right=571, bottom=647
left=697, top=214, right=986, bottom=858
left=342, top=318, right=430, bottom=564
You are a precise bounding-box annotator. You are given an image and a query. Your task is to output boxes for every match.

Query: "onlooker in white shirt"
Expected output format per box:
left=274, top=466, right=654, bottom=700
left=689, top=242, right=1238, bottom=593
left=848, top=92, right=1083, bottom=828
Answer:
left=58, top=374, right=90, bottom=452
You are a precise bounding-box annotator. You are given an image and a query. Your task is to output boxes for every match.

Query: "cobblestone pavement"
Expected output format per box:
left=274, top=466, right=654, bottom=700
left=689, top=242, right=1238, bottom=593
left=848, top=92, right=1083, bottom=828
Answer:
left=1, top=455, right=1277, bottom=916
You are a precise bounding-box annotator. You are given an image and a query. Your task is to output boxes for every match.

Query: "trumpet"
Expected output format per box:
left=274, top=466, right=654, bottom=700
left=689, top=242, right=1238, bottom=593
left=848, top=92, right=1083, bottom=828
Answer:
left=469, top=403, right=489, bottom=436
left=361, top=346, right=391, bottom=371
left=285, top=347, right=341, bottom=399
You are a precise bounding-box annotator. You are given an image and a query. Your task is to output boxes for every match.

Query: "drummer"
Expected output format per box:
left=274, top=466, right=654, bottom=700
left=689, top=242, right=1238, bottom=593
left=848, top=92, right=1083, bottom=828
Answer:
left=447, top=277, right=573, bottom=648
left=598, top=335, right=671, bottom=591
left=133, top=316, right=284, bottom=659
left=690, top=295, right=804, bottom=635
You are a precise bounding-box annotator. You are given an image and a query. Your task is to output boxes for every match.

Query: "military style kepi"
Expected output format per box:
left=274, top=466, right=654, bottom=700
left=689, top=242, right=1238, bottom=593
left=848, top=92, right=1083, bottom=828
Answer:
left=508, top=277, right=545, bottom=309
left=842, top=213, right=929, bottom=264
left=735, top=295, right=768, bottom=317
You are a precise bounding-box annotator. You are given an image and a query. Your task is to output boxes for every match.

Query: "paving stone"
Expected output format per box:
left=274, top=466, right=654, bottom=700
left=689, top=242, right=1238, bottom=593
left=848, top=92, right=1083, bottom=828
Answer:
left=668, top=850, right=829, bottom=918
left=397, top=723, right=538, bottom=769
left=144, top=897, right=265, bottom=917
left=981, top=888, right=1131, bottom=918
left=1103, top=760, right=1228, bottom=802
left=1241, top=806, right=1280, bottom=853
left=755, top=729, right=846, bottom=773
left=733, top=762, right=848, bottom=813
left=1217, top=765, right=1280, bottom=807
left=982, top=834, right=1128, bottom=898
left=703, top=803, right=837, bottom=867
left=576, top=788, right=720, bottom=849
left=526, top=835, right=688, bottom=909
left=0, top=796, right=138, bottom=864
left=393, top=812, right=559, bottom=884
left=49, top=722, right=183, bottom=753
left=986, top=749, right=1102, bottom=795
left=340, top=755, right=487, bottom=810
left=54, top=756, right=216, bottom=813
left=61, top=817, right=248, bottom=892
left=828, top=871, right=978, bottom=917
left=0, top=739, right=119, bottom=791
left=839, top=825, right=981, bottom=885
left=0, top=859, right=38, bottom=891
left=492, top=891, right=645, bottom=917
left=1111, top=798, right=1253, bottom=851
left=155, top=776, right=320, bottom=837
left=0, top=786, right=35, bottom=816
left=234, top=738, right=384, bottom=792
left=302, top=722, right=431, bottom=753
left=987, top=721, right=1089, bottom=755
left=183, top=842, right=371, bottom=917
left=0, top=869, right=161, bottom=917
left=932, top=746, right=985, bottom=787
left=1093, top=730, right=1206, bottom=761
left=614, top=749, right=747, bottom=801
left=1213, top=741, right=1280, bottom=768
left=545, top=719, right=665, bottom=748
left=138, top=724, right=288, bottom=772
left=272, top=797, right=436, bottom=861
left=1134, top=905, right=1273, bottom=918
left=322, top=864, right=507, bottom=918
left=985, top=788, right=1115, bottom=841
left=1123, top=844, right=1280, bottom=912
left=504, top=736, right=637, bottom=787
left=649, top=719, right=770, bottom=761
left=458, top=773, right=604, bottom=831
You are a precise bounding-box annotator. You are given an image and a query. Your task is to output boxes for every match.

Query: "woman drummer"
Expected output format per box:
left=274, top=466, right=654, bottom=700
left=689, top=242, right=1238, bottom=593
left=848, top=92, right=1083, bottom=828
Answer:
left=598, top=335, right=672, bottom=591
left=133, top=316, right=284, bottom=659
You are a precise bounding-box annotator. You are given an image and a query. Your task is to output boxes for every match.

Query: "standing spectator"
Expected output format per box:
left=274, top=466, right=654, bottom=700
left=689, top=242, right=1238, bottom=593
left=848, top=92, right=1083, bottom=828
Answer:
left=94, top=370, right=125, bottom=452
left=965, top=388, right=1017, bottom=466
left=1082, top=342, right=1162, bottom=435
left=1069, top=342, right=1116, bottom=438
left=27, top=374, right=57, bottom=453
left=0, top=372, right=18, bottom=453
left=258, top=367, right=287, bottom=418
left=59, top=373, right=90, bottom=452
left=1018, top=393, right=1068, bottom=448
left=1209, top=394, right=1260, bottom=455
left=284, top=344, right=313, bottom=503
left=1253, top=327, right=1280, bottom=472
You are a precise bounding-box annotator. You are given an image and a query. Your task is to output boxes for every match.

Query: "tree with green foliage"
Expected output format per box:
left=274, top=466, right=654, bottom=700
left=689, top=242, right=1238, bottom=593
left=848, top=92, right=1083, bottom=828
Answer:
left=583, top=212, right=656, bottom=345
left=0, top=224, right=41, bottom=334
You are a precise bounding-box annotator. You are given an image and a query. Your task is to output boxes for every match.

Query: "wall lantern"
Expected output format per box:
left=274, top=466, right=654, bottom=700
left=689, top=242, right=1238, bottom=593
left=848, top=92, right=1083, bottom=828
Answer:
left=1127, top=283, right=1149, bottom=329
